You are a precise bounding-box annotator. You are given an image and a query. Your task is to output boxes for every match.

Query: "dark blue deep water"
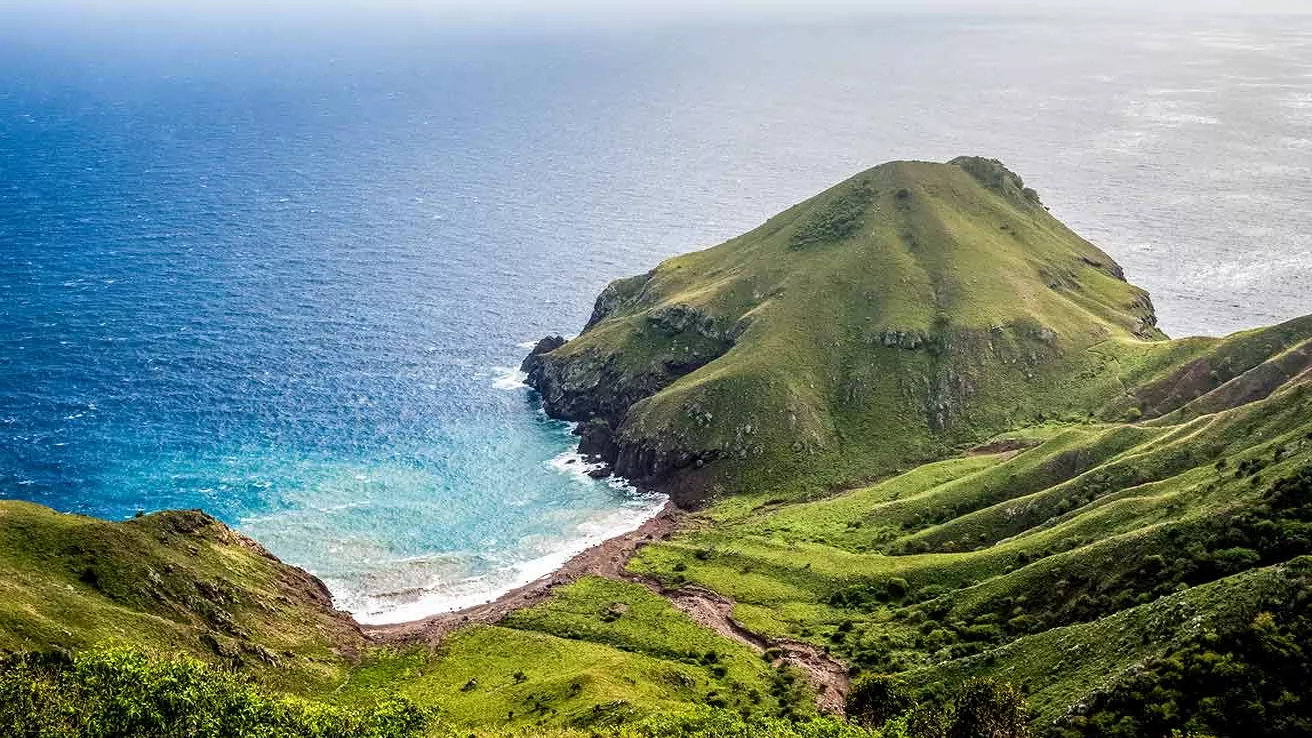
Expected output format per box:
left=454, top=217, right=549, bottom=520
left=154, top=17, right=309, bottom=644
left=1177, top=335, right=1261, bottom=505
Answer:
left=2, top=11, right=1310, bottom=621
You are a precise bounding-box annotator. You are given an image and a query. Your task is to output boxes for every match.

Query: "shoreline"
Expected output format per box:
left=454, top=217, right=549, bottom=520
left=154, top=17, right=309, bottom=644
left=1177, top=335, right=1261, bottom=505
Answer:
left=362, top=500, right=683, bottom=644
left=358, top=496, right=852, bottom=715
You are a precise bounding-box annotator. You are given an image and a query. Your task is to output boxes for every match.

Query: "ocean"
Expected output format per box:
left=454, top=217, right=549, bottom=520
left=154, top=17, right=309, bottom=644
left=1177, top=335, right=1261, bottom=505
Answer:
left=1, top=11, right=1309, bottom=623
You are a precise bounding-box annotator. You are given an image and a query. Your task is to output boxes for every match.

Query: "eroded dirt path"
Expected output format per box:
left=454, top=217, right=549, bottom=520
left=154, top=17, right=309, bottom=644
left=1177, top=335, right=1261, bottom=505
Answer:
left=633, top=578, right=849, bottom=715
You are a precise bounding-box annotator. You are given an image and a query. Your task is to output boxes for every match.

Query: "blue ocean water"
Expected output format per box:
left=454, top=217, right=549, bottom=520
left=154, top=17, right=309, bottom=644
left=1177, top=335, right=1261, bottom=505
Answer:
left=2, top=12, right=1310, bottom=622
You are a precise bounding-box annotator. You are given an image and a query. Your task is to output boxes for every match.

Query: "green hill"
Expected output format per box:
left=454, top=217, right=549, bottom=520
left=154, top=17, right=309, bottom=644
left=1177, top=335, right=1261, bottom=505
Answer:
left=523, top=158, right=1164, bottom=504
left=628, top=321, right=1312, bottom=727
left=0, top=502, right=366, bottom=693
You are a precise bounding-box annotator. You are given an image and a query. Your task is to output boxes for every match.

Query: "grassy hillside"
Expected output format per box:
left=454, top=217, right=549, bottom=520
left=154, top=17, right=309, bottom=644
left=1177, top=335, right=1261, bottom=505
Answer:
left=338, top=577, right=816, bottom=729
left=0, top=505, right=819, bottom=731
left=627, top=315, right=1312, bottom=734
left=524, top=157, right=1164, bottom=504
left=517, top=157, right=1312, bottom=733
left=0, top=502, right=364, bottom=693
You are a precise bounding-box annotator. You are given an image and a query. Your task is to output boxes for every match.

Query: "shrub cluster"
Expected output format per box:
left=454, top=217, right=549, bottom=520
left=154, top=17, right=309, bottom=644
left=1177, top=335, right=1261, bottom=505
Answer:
left=790, top=181, right=876, bottom=249
left=1053, top=559, right=1312, bottom=737
left=847, top=676, right=1031, bottom=738
left=0, top=648, right=427, bottom=738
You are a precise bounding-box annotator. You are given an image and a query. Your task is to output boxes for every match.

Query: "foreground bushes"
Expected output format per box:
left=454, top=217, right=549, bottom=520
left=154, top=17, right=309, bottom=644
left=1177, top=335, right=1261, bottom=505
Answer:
left=0, top=648, right=427, bottom=738
left=0, top=645, right=1030, bottom=738
left=847, top=676, right=1031, bottom=738
left=593, top=710, right=878, bottom=738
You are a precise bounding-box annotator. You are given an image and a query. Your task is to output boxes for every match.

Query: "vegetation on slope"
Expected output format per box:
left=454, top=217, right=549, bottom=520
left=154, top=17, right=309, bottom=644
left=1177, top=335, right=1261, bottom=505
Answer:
left=0, top=648, right=425, bottom=738
left=1, top=646, right=1040, bottom=738
left=340, top=577, right=815, bottom=729
left=0, top=502, right=364, bottom=693
left=0, top=502, right=823, bottom=732
left=524, top=157, right=1163, bottom=503
left=1057, top=564, right=1312, bottom=738
left=627, top=322, right=1312, bottom=735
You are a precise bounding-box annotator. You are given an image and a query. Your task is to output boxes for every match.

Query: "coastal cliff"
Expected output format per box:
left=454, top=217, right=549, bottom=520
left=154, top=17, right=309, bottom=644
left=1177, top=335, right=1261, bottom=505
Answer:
left=0, top=501, right=365, bottom=682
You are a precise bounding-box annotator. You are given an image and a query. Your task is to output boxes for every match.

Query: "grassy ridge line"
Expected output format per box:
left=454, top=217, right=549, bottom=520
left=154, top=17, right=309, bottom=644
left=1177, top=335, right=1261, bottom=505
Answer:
left=1099, top=314, right=1312, bottom=422
left=898, top=376, right=1312, bottom=554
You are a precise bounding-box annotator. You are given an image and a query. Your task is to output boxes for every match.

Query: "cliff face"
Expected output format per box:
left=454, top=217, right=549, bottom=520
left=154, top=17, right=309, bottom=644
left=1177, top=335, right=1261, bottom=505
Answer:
left=524, top=158, right=1166, bottom=504
left=521, top=293, right=740, bottom=471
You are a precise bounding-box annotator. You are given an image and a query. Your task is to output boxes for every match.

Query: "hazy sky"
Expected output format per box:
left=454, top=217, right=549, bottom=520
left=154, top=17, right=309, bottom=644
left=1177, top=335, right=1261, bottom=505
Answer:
left=9, top=0, right=1312, bottom=26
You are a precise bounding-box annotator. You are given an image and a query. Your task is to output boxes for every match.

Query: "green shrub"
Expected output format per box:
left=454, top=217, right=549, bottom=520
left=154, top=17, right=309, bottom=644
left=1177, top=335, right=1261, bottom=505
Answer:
left=847, top=674, right=913, bottom=729
left=606, top=708, right=877, bottom=738
left=1057, top=568, right=1312, bottom=738
left=790, top=180, right=876, bottom=249
left=905, top=702, right=951, bottom=738
left=0, top=648, right=427, bottom=738
left=949, top=679, right=1031, bottom=738
left=886, top=579, right=909, bottom=600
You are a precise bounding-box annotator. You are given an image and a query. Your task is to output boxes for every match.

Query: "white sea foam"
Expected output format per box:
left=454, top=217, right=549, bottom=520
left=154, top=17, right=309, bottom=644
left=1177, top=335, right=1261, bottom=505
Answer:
left=548, top=448, right=611, bottom=485
left=312, top=500, right=371, bottom=514
left=491, top=366, right=528, bottom=390
left=345, top=490, right=666, bottom=625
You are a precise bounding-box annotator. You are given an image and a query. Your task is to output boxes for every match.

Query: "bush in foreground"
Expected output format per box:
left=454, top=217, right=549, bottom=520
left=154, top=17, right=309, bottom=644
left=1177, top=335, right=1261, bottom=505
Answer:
left=0, top=647, right=427, bottom=738
left=848, top=677, right=1031, bottom=738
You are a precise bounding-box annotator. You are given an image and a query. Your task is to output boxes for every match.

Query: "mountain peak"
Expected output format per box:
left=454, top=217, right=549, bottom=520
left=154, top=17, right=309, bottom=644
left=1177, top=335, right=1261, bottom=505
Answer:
left=949, top=155, right=1045, bottom=206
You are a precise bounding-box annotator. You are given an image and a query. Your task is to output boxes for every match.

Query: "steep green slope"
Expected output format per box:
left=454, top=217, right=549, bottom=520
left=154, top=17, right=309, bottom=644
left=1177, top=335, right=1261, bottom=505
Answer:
left=524, top=157, right=1163, bottom=503
left=1100, top=314, right=1312, bottom=423
left=627, top=316, right=1312, bottom=735
left=0, top=502, right=364, bottom=693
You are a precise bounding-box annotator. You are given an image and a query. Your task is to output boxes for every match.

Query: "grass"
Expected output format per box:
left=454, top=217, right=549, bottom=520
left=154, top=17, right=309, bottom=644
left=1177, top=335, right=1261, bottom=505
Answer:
left=338, top=577, right=813, bottom=729
left=0, top=503, right=361, bottom=694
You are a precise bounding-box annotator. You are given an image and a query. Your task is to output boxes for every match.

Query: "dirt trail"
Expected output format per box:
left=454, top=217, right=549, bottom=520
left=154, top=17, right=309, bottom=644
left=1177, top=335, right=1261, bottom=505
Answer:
left=636, top=579, right=849, bottom=715
left=365, top=501, right=849, bottom=716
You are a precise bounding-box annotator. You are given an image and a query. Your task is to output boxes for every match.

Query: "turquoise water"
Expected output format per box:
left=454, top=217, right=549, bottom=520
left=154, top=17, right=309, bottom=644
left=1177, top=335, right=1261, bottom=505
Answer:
left=1, top=12, right=1309, bottom=622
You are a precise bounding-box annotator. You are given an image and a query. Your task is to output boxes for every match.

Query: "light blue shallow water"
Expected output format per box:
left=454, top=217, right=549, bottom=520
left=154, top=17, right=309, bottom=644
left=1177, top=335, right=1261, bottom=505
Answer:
left=1, top=12, right=1309, bottom=622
